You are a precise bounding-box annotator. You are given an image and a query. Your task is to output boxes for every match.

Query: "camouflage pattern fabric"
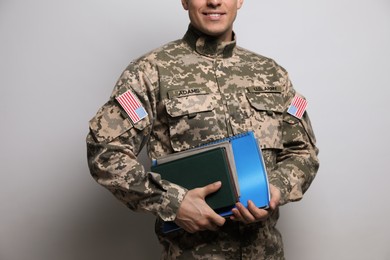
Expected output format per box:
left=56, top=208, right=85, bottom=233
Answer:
left=87, top=25, right=319, bottom=259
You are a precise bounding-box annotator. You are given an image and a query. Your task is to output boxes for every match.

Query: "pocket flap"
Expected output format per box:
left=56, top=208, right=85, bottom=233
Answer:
left=246, top=92, right=284, bottom=113
left=165, top=94, right=214, bottom=117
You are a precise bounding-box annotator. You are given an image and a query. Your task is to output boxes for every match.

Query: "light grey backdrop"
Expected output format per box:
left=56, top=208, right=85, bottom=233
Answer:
left=1, top=0, right=389, bottom=259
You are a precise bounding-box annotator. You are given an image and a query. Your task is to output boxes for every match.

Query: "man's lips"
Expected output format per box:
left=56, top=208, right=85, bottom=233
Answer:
left=203, top=12, right=226, bottom=20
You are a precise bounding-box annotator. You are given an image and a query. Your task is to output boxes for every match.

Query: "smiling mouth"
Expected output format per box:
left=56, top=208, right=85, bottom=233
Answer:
left=203, top=12, right=225, bottom=20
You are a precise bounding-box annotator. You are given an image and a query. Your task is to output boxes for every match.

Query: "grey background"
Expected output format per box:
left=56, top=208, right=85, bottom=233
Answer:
left=1, top=0, right=389, bottom=259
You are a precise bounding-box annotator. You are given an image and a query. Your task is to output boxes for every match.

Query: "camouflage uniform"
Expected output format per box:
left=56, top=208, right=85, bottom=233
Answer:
left=87, top=25, right=319, bottom=259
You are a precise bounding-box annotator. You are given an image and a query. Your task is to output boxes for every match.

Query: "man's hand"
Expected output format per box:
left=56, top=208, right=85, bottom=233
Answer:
left=174, top=181, right=226, bottom=233
left=230, top=184, right=281, bottom=224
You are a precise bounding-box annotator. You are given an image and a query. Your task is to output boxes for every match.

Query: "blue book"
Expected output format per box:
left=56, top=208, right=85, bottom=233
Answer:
left=152, top=131, right=270, bottom=233
left=206, top=131, right=270, bottom=214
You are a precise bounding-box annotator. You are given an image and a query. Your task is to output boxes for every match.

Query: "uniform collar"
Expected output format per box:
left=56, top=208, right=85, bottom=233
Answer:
left=183, top=24, right=236, bottom=59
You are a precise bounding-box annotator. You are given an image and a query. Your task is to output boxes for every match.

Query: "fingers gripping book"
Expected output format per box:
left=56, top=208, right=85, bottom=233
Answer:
left=151, top=131, right=270, bottom=233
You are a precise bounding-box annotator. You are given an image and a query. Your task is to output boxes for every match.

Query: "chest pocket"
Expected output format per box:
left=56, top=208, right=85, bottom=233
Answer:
left=246, top=92, right=285, bottom=150
left=165, top=92, right=225, bottom=151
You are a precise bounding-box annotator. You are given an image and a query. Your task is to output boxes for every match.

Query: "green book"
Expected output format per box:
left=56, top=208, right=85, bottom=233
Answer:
left=151, top=147, right=237, bottom=213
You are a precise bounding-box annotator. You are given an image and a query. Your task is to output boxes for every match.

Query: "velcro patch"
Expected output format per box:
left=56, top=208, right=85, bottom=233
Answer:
left=287, top=95, right=308, bottom=119
left=115, top=90, right=148, bottom=124
left=247, top=86, right=282, bottom=93
left=168, top=87, right=209, bottom=98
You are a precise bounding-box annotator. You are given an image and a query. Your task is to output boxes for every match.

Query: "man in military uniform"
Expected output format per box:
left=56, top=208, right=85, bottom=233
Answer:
left=86, top=0, right=319, bottom=259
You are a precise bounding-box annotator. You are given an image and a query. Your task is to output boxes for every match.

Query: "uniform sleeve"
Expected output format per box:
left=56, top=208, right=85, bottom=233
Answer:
left=86, top=62, right=187, bottom=221
left=267, top=74, right=320, bottom=205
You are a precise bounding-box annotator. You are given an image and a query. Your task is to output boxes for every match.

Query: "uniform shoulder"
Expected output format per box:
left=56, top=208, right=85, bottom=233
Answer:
left=132, top=38, right=188, bottom=66
left=235, top=45, right=287, bottom=73
left=112, top=38, right=189, bottom=96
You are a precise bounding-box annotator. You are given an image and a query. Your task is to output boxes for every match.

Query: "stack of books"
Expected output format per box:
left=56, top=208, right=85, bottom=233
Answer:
left=151, top=131, right=270, bottom=233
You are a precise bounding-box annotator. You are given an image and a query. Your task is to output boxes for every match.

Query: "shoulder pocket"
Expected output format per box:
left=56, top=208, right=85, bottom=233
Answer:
left=89, top=100, right=134, bottom=143
left=283, top=112, right=317, bottom=146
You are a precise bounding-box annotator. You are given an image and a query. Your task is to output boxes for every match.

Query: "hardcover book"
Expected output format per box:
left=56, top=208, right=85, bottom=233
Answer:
left=151, top=147, right=238, bottom=213
left=151, top=131, right=270, bottom=233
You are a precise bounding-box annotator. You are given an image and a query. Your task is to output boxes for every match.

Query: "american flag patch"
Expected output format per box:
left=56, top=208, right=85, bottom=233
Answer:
left=287, top=95, right=308, bottom=119
left=116, top=90, right=148, bottom=124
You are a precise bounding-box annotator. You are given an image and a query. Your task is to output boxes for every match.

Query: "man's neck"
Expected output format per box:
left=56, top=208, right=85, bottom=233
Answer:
left=183, top=24, right=236, bottom=58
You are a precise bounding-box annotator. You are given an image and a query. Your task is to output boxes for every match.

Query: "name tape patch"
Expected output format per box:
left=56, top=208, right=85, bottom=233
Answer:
left=168, top=87, right=209, bottom=98
left=247, top=86, right=282, bottom=93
